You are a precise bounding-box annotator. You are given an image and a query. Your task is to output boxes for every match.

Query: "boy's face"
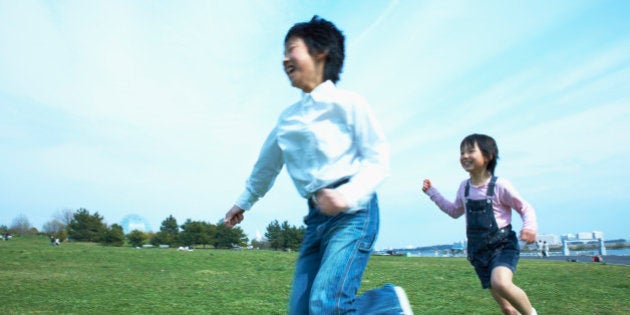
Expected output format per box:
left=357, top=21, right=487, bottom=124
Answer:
left=283, top=36, right=325, bottom=93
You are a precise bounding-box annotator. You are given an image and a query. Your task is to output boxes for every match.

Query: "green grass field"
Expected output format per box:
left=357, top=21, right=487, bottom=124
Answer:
left=1, top=236, right=628, bottom=314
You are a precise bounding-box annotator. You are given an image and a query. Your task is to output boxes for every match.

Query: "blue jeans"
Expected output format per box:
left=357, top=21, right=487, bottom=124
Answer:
left=289, top=194, right=404, bottom=314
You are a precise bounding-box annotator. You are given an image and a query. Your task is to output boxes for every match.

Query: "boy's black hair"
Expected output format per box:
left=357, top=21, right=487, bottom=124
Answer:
left=461, top=134, right=499, bottom=175
left=285, top=15, right=345, bottom=84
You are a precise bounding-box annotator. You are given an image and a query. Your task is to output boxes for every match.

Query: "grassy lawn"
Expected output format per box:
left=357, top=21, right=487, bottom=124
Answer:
left=1, top=236, right=628, bottom=314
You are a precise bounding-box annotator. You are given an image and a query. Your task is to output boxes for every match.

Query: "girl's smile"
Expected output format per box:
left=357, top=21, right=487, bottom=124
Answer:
left=460, top=142, right=489, bottom=175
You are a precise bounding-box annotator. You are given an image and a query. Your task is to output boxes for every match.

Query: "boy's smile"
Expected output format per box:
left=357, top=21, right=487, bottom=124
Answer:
left=283, top=36, right=326, bottom=93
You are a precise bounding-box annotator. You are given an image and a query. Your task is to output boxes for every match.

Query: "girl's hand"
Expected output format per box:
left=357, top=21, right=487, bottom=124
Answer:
left=314, top=188, right=349, bottom=216
left=224, top=205, right=245, bottom=228
left=422, top=179, right=432, bottom=192
left=520, top=229, right=536, bottom=244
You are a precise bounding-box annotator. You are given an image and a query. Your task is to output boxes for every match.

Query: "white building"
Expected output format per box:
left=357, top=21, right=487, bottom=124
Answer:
left=536, top=234, right=561, bottom=245
left=577, top=232, right=593, bottom=240
left=592, top=231, right=604, bottom=240
left=562, top=231, right=605, bottom=242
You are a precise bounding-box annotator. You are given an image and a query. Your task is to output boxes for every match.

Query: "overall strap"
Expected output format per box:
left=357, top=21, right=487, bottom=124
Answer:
left=486, top=176, right=498, bottom=197
left=464, top=181, right=470, bottom=198
left=465, top=176, right=498, bottom=198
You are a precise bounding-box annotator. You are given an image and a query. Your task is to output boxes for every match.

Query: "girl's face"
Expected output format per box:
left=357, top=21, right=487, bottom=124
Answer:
left=283, top=37, right=325, bottom=93
left=460, top=142, right=489, bottom=174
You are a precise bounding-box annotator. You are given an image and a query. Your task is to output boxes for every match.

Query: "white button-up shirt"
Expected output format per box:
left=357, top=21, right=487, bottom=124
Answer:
left=235, top=81, right=390, bottom=212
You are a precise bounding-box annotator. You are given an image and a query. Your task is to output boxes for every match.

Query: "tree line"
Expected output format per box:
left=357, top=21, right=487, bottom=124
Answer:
left=1, top=209, right=305, bottom=251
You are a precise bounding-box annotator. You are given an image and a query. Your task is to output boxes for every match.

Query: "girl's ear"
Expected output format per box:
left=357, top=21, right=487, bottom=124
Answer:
left=484, top=154, right=493, bottom=165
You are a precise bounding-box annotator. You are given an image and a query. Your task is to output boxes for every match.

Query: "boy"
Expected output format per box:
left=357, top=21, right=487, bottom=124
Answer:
left=224, top=16, right=413, bottom=314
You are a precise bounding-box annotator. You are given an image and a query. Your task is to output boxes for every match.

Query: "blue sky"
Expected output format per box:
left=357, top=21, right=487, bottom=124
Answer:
left=1, top=0, right=628, bottom=249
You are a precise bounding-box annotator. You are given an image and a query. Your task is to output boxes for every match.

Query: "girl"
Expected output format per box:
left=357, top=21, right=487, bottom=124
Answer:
left=422, top=134, right=537, bottom=315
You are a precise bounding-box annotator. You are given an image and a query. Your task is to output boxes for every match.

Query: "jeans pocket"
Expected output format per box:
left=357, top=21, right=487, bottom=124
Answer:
left=358, top=234, right=376, bottom=253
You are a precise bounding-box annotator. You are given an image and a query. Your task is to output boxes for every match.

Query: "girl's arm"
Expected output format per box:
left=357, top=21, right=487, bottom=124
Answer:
left=499, top=180, right=538, bottom=242
left=422, top=179, right=465, bottom=219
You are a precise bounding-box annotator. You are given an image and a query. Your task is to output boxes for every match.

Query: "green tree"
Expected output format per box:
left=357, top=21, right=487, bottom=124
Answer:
left=127, top=230, right=147, bottom=247
left=265, top=220, right=283, bottom=250
left=282, top=221, right=305, bottom=252
left=100, top=224, right=125, bottom=246
left=214, top=222, right=248, bottom=249
left=66, top=209, right=106, bottom=242
left=151, top=215, right=180, bottom=246
left=251, top=238, right=270, bottom=249
left=180, top=219, right=215, bottom=248
left=265, top=220, right=304, bottom=251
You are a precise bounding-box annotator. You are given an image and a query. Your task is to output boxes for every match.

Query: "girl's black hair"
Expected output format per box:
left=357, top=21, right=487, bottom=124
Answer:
left=285, top=15, right=345, bottom=84
left=461, top=134, right=499, bottom=175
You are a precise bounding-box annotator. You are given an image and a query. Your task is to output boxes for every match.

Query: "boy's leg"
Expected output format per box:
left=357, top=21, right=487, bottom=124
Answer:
left=490, top=267, right=534, bottom=315
left=308, top=195, right=380, bottom=313
left=288, top=211, right=326, bottom=315
left=356, top=283, right=413, bottom=314
left=308, top=195, right=410, bottom=314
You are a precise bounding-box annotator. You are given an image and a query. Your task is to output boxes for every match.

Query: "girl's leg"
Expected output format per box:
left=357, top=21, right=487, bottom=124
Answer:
left=490, top=287, right=519, bottom=315
left=490, top=266, right=534, bottom=315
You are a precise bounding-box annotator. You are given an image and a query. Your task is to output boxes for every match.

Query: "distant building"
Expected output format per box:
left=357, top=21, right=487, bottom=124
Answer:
left=592, top=231, right=604, bottom=239
left=577, top=232, right=593, bottom=240
left=562, top=231, right=605, bottom=242
left=536, top=234, right=561, bottom=245
left=561, top=231, right=607, bottom=256
left=120, top=214, right=152, bottom=234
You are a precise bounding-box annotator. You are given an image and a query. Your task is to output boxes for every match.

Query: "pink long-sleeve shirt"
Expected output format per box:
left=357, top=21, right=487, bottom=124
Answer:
left=424, top=177, right=537, bottom=232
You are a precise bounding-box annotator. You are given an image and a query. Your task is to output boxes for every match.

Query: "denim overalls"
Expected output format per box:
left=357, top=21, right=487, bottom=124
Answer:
left=465, top=176, right=519, bottom=289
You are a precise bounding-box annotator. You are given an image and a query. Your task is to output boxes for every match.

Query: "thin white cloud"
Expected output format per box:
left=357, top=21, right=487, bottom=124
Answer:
left=508, top=99, right=629, bottom=170
left=349, top=0, right=398, bottom=48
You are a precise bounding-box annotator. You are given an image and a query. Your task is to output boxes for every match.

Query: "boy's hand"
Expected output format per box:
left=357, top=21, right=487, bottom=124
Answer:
left=520, top=229, right=536, bottom=244
left=224, top=205, right=245, bottom=228
left=314, top=189, right=349, bottom=216
left=422, top=179, right=432, bottom=192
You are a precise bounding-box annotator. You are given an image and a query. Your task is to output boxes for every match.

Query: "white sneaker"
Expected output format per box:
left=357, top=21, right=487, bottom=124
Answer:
left=531, top=307, right=537, bottom=315
left=394, top=286, right=413, bottom=315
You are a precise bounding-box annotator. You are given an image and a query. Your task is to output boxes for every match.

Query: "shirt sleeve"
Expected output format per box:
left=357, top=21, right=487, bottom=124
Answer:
left=423, top=184, right=465, bottom=219
left=335, top=95, right=390, bottom=209
left=234, top=127, right=284, bottom=211
left=497, top=179, right=538, bottom=232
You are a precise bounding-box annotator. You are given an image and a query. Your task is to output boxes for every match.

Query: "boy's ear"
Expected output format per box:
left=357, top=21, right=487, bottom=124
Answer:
left=315, top=49, right=329, bottom=62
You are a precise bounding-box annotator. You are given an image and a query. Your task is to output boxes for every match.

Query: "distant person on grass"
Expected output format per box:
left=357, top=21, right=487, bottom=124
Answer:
left=421, top=134, right=538, bottom=315
left=224, top=15, right=413, bottom=315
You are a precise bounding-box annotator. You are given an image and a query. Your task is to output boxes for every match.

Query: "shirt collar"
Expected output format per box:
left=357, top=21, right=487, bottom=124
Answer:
left=301, top=80, right=335, bottom=103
